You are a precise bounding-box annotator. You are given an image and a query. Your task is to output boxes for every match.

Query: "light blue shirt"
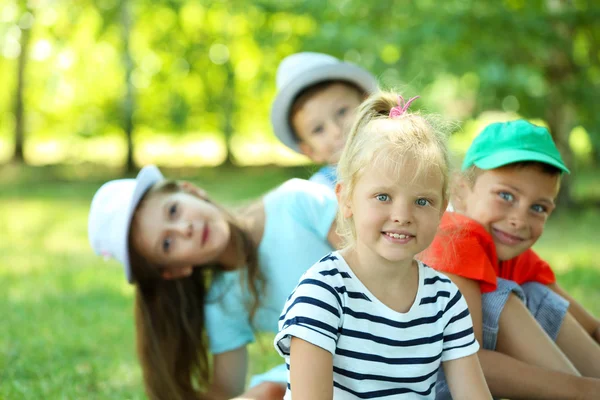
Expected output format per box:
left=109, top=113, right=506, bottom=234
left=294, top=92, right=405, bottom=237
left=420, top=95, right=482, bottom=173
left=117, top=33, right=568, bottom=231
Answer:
left=205, top=179, right=337, bottom=354
left=308, top=165, right=337, bottom=190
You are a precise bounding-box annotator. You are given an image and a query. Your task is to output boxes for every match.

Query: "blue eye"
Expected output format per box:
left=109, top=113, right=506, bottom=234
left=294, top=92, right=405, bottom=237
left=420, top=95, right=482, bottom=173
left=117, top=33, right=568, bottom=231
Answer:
left=531, top=204, right=547, bottom=213
left=376, top=194, right=390, bottom=202
left=312, top=125, right=324, bottom=135
left=169, top=203, right=178, bottom=217
left=498, top=192, right=514, bottom=202
left=163, top=237, right=172, bottom=253
left=416, top=198, right=430, bottom=207
left=338, top=107, right=348, bottom=116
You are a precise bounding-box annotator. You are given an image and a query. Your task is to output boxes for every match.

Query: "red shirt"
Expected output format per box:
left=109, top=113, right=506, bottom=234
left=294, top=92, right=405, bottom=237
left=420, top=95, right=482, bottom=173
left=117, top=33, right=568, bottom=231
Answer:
left=418, top=212, right=556, bottom=293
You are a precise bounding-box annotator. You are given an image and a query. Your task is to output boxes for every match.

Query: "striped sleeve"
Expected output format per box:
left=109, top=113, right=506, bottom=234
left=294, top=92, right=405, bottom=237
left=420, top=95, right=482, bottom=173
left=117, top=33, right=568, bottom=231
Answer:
left=274, top=269, right=343, bottom=357
left=441, top=284, right=479, bottom=362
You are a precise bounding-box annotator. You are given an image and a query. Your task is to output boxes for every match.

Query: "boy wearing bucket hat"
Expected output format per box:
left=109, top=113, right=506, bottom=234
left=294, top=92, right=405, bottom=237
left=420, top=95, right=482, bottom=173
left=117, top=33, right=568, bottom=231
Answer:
left=271, top=52, right=378, bottom=189
left=419, top=120, right=600, bottom=399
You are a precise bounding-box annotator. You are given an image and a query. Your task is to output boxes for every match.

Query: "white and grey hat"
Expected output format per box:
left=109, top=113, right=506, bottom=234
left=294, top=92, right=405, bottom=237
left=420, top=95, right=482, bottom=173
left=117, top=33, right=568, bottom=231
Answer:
left=270, top=52, right=378, bottom=153
left=88, top=165, right=164, bottom=283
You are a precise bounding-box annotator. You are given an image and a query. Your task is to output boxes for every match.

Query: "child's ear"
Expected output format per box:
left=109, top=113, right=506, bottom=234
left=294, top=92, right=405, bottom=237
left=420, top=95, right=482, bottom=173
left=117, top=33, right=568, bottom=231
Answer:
left=299, top=141, right=322, bottom=163
left=335, top=183, right=353, bottom=218
left=440, top=198, right=449, bottom=216
left=450, top=173, right=470, bottom=212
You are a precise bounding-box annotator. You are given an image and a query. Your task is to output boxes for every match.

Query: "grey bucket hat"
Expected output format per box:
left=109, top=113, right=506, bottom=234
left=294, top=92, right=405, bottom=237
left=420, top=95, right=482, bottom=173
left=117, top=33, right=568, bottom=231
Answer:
left=270, top=52, right=378, bottom=153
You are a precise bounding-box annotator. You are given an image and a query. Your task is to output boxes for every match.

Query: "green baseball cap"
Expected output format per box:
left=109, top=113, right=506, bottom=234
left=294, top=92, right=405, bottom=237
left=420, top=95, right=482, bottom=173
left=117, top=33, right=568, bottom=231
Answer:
left=462, top=119, right=570, bottom=174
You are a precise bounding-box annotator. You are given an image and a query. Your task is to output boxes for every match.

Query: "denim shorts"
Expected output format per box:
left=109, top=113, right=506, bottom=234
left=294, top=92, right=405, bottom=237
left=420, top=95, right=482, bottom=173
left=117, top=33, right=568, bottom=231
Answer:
left=435, top=278, right=570, bottom=400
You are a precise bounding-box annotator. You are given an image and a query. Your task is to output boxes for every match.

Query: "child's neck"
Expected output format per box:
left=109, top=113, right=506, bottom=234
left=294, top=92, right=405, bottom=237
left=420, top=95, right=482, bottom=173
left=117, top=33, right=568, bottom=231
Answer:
left=216, top=200, right=265, bottom=270
left=237, top=199, right=266, bottom=245
left=341, top=245, right=419, bottom=314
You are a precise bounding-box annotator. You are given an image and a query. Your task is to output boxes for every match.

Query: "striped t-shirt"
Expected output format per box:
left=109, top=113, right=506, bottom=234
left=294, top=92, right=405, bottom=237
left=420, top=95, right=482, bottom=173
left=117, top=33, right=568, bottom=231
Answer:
left=274, top=251, right=479, bottom=399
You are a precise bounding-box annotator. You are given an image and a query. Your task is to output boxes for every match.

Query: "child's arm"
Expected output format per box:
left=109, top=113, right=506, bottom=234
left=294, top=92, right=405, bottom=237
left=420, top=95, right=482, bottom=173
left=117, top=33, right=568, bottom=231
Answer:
left=548, top=283, right=600, bottom=343
left=546, top=284, right=600, bottom=378
left=274, top=264, right=342, bottom=399
left=447, top=273, right=600, bottom=399
left=290, top=337, right=333, bottom=400
left=443, top=354, right=491, bottom=399
left=209, top=346, right=249, bottom=399
left=230, top=382, right=286, bottom=400
left=477, top=350, right=600, bottom=399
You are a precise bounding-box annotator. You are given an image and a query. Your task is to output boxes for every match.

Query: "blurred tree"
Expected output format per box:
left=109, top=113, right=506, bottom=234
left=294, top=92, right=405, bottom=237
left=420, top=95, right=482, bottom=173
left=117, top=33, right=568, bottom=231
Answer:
left=120, top=0, right=135, bottom=172
left=220, top=57, right=236, bottom=165
left=11, top=1, right=33, bottom=164
left=2, top=0, right=598, bottom=193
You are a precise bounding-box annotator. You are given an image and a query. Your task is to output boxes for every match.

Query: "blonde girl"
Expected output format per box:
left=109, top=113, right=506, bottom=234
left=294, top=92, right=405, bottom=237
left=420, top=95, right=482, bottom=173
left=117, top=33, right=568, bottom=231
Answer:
left=274, top=92, right=491, bottom=399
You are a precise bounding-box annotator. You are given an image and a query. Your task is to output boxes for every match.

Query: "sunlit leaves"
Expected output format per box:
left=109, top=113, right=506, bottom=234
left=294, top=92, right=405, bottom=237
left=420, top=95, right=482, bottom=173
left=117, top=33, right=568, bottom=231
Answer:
left=0, top=0, right=598, bottom=168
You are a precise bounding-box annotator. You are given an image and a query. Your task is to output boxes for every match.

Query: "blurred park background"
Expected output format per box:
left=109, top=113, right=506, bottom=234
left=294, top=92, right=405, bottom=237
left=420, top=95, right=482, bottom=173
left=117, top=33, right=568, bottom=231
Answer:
left=1, top=0, right=600, bottom=398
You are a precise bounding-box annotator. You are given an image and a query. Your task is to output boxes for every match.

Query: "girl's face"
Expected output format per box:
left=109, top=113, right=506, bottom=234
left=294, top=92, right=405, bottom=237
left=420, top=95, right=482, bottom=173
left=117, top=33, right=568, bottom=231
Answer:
left=131, top=189, right=231, bottom=274
left=341, top=161, right=447, bottom=267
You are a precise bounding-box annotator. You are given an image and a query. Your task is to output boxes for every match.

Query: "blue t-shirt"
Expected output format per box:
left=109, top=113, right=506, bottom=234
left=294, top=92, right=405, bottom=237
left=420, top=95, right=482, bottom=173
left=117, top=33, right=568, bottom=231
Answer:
left=205, top=179, right=338, bottom=354
left=309, top=165, right=337, bottom=190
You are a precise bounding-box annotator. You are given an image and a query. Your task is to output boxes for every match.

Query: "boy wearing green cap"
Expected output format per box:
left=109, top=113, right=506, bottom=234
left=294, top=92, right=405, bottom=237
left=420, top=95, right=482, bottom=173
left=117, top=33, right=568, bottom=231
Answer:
left=420, top=119, right=600, bottom=399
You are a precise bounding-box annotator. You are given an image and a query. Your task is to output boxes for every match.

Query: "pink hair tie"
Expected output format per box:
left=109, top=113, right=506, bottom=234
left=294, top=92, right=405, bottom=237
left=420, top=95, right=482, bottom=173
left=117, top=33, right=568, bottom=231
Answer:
left=389, top=95, right=420, bottom=118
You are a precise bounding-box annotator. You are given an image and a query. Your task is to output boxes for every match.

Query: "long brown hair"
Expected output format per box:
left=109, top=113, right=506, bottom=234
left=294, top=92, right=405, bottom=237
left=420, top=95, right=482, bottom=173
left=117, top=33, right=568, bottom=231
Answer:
left=129, top=181, right=263, bottom=400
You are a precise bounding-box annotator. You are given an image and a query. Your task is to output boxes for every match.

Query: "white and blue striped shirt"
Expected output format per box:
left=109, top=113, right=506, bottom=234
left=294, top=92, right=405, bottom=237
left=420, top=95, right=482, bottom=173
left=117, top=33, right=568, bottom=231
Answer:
left=274, top=251, right=479, bottom=399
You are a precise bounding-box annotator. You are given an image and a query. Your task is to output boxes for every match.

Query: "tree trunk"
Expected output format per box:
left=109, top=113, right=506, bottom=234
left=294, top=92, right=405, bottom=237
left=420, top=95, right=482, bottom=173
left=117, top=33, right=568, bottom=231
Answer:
left=589, top=122, right=600, bottom=168
left=221, top=59, right=236, bottom=166
left=544, top=0, right=577, bottom=208
left=121, top=0, right=135, bottom=172
left=546, top=101, right=575, bottom=208
left=12, top=13, right=32, bottom=164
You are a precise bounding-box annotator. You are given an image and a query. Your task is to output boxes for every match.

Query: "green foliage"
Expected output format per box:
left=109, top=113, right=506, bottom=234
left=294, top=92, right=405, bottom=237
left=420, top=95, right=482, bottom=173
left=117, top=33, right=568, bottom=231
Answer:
left=0, top=1, right=599, bottom=172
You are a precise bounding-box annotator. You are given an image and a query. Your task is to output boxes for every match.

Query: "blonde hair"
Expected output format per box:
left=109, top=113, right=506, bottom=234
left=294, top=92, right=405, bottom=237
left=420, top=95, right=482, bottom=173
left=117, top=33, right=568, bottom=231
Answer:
left=336, top=91, right=452, bottom=247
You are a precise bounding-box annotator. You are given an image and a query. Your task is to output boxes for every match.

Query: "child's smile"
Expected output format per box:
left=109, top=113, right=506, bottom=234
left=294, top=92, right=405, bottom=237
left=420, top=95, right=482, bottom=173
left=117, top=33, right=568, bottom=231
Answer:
left=382, top=230, right=415, bottom=244
left=491, top=227, right=526, bottom=246
left=342, top=160, right=446, bottom=267
left=456, top=164, right=559, bottom=260
left=132, top=190, right=231, bottom=270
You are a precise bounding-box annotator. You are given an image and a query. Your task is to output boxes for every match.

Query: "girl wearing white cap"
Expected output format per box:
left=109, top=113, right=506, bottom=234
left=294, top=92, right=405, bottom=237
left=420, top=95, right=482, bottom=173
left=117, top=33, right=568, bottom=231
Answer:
left=88, top=166, right=340, bottom=399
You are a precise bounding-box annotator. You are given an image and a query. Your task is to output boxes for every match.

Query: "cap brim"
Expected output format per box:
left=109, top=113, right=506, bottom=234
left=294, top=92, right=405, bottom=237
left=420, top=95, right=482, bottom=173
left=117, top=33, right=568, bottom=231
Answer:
left=270, top=63, right=379, bottom=153
left=474, top=149, right=570, bottom=174
left=122, top=165, right=164, bottom=282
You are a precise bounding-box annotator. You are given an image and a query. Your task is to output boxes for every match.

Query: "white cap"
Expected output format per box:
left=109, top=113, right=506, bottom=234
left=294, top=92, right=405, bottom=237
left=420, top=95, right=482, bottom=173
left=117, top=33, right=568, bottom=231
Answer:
left=270, top=52, right=379, bottom=153
left=88, top=165, right=164, bottom=283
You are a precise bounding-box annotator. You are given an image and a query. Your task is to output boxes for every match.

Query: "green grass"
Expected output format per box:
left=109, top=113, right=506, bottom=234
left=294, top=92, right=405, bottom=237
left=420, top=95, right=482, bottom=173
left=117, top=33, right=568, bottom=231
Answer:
left=1, top=165, right=599, bottom=399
